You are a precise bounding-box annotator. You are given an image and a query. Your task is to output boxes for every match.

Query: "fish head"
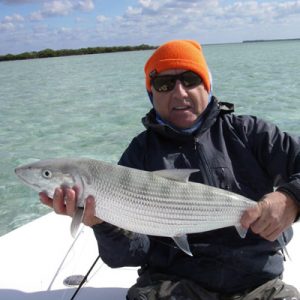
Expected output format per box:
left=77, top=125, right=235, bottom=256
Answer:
left=15, top=159, right=82, bottom=199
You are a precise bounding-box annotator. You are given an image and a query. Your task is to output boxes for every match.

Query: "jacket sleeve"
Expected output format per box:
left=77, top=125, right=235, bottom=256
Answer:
left=92, top=134, right=151, bottom=268
left=236, top=116, right=300, bottom=208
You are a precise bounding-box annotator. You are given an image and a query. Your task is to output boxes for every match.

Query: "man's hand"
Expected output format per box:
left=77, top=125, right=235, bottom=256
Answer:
left=39, top=187, right=103, bottom=227
left=240, top=191, right=299, bottom=241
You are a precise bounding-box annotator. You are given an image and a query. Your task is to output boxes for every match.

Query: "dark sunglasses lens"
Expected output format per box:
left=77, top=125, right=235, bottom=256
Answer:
left=152, top=76, right=175, bottom=92
left=152, top=71, right=202, bottom=92
left=181, top=72, right=202, bottom=87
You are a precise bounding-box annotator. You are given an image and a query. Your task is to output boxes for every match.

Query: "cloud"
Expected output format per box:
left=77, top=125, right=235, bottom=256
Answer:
left=117, top=0, right=300, bottom=35
left=100, top=0, right=219, bottom=39
left=0, top=0, right=95, bottom=51
left=29, top=11, right=44, bottom=21
left=1, top=0, right=300, bottom=55
left=0, top=13, right=25, bottom=33
left=77, top=0, right=94, bottom=12
left=96, top=15, right=109, bottom=23
left=29, top=0, right=95, bottom=20
left=91, top=0, right=300, bottom=48
left=42, top=0, right=73, bottom=16
left=4, top=14, right=24, bottom=23
left=0, top=22, right=15, bottom=32
left=0, top=0, right=42, bottom=4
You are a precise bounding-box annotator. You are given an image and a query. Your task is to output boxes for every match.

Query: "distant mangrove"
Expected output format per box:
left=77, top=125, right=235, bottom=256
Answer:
left=0, top=44, right=157, bottom=62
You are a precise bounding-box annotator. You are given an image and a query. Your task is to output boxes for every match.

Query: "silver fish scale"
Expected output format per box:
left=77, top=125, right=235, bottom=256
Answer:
left=83, top=160, right=256, bottom=237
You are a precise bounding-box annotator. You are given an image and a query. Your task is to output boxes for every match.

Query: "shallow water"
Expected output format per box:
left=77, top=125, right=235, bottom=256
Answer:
left=0, top=41, right=299, bottom=236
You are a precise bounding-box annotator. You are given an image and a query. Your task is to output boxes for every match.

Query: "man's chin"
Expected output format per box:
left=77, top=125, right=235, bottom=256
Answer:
left=170, top=118, right=198, bottom=129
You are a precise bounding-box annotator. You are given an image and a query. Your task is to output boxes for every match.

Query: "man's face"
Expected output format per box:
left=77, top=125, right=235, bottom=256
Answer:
left=151, top=69, right=209, bottom=129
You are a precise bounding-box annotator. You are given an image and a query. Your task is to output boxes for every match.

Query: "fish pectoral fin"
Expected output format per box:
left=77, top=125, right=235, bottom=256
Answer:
left=172, top=235, right=193, bottom=256
left=153, top=169, right=199, bottom=183
left=70, top=208, right=84, bottom=238
left=235, top=225, right=248, bottom=238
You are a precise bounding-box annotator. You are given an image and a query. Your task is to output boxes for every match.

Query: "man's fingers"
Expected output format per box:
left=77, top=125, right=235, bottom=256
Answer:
left=240, top=203, right=262, bottom=229
left=249, top=214, right=270, bottom=234
left=39, top=188, right=103, bottom=226
left=252, top=221, right=282, bottom=241
left=65, top=188, right=77, bottom=217
left=245, top=194, right=296, bottom=241
left=52, top=188, right=67, bottom=215
left=82, top=196, right=103, bottom=227
left=264, top=226, right=283, bottom=241
left=39, top=192, right=53, bottom=208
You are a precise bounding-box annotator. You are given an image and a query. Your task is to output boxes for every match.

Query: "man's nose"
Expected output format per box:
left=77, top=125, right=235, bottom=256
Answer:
left=173, top=80, right=188, bottom=96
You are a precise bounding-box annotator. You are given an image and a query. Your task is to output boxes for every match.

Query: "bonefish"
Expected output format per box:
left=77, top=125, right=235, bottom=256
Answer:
left=15, top=158, right=288, bottom=257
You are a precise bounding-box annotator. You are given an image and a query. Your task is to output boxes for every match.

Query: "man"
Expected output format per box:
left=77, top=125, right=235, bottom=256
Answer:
left=40, top=40, right=300, bottom=299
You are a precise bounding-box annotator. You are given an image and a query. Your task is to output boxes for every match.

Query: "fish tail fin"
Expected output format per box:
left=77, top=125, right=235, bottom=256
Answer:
left=70, top=208, right=84, bottom=238
left=235, top=225, right=248, bottom=238
left=172, top=235, right=193, bottom=256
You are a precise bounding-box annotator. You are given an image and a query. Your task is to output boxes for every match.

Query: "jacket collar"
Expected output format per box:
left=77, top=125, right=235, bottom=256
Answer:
left=141, top=96, right=234, bottom=142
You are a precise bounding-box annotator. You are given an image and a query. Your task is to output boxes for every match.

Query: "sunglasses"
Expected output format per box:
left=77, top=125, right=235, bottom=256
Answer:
left=151, top=71, right=202, bottom=92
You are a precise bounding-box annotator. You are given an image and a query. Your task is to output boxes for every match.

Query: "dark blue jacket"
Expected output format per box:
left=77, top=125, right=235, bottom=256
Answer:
left=93, top=97, right=300, bottom=294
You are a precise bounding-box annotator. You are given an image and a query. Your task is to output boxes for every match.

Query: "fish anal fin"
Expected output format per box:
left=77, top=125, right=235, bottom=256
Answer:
left=153, top=169, right=199, bottom=183
left=172, top=235, right=193, bottom=256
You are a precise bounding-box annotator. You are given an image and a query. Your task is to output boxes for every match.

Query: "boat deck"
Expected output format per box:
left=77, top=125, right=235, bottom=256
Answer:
left=0, top=212, right=299, bottom=299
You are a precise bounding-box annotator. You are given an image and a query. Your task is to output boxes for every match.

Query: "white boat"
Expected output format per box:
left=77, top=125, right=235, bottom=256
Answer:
left=0, top=213, right=138, bottom=300
left=0, top=212, right=299, bottom=299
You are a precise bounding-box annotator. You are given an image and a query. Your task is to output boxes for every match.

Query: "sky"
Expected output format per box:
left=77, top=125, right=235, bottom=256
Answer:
left=0, top=0, right=300, bottom=55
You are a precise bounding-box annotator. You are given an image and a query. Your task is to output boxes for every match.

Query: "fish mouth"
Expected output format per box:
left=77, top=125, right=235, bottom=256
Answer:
left=15, top=168, right=41, bottom=191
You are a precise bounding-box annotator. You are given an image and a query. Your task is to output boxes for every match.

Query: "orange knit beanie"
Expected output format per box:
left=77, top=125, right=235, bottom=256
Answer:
left=144, top=40, right=211, bottom=92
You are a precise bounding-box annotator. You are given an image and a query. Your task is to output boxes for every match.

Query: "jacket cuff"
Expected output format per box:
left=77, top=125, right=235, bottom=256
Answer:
left=277, top=183, right=300, bottom=222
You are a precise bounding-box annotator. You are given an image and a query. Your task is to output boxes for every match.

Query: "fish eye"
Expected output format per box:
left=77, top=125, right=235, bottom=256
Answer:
left=42, top=169, right=52, bottom=179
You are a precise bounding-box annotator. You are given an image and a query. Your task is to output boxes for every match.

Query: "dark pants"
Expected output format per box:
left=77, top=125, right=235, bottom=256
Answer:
left=127, top=274, right=300, bottom=300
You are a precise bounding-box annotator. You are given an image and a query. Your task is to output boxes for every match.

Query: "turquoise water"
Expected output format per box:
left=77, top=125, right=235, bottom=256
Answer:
left=1, top=41, right=300, bottom=236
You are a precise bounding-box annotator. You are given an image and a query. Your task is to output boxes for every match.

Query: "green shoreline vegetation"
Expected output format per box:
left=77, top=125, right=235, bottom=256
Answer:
left=0, top=44, right=157, bottom=62
left=1, top=38, right=299, bottom=62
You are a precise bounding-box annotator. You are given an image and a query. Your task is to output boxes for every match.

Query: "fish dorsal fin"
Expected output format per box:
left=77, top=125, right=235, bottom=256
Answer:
left=153, top=169, right=199, bottom=183
left=172, top=235, right=193, bottom=256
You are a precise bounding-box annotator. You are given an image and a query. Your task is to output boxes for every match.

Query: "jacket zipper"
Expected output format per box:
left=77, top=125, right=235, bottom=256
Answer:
left=194, top=138, right=216, bottom=186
